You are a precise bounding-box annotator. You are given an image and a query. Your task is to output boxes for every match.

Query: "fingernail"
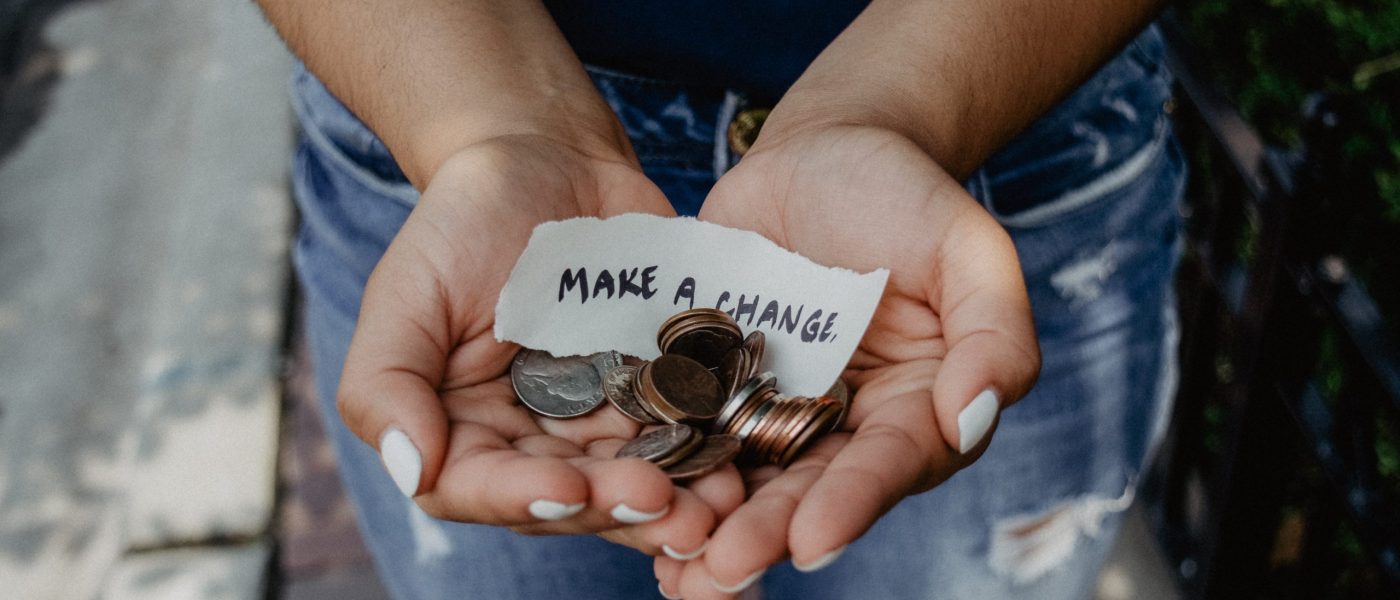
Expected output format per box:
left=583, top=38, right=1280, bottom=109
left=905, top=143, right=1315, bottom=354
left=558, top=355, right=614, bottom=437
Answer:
left=793, top=545, right=847, bottom=572
left=528, top=499, right=585, bottom=521
left=657, top=582, right=682, bottom=600
left=711, top=569, right=764, bottom=594
left=610, top=502, right=669, bottom=524
left=957, top=388, right=999, bottom=454
left=379, top=428, right=421, bottom=497
left=662, top=539, right=707, bottom=561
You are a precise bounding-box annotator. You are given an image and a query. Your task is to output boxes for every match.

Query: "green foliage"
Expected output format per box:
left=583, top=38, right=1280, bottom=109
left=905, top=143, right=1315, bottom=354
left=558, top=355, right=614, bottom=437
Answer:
left=1180, top=0, right=1400, bottom=322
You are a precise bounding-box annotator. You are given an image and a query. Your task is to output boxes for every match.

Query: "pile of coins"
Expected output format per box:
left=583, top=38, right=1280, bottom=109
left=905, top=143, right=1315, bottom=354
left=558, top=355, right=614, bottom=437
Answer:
left=510, top=308, right=848, bottom=480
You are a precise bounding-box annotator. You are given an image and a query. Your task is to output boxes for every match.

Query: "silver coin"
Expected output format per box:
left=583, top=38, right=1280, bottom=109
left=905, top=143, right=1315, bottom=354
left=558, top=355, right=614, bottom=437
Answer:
left=603, top=366, right=660, bottom=425
left=665, top=434, right=741, bottom=482
left=591, top=350, right=623, bottom=376
left=616, top=424, right=701, bottom=467
left=510, top=349, right=607, bottom=418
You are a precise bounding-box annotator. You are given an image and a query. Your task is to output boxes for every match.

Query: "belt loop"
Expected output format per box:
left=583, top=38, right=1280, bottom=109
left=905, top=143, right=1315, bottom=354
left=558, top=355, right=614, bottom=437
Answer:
left=713, top=90, right=742, bottom=179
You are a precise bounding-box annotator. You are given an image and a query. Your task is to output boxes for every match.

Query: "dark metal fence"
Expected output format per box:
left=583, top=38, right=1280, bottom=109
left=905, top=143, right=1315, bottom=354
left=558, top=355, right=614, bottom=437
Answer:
left=1147, top=14, right=1400, bottom=599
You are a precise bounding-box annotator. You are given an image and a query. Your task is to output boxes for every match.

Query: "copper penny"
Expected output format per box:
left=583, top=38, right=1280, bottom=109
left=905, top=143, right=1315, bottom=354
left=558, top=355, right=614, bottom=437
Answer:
left=665, top=434, right=741, bottom=482
left=779, top=400, right=843, bottom=467
left=649, top=354, right=724, bottom=424
left=665, top=328, right=742, bottom=370
left=717, top=347, right=748, bottom=402
left=741, top=331, right=765, bottom=379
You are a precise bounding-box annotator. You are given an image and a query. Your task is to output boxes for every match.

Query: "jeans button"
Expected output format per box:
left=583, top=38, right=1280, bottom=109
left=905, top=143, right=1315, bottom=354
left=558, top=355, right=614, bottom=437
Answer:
left=727, top=108, right=770, bottom=156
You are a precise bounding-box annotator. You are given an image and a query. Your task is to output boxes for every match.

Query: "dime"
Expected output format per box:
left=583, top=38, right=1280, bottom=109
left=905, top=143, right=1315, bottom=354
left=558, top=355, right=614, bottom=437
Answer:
left=616, top=424, right=702, bottom=468
left=511, top=349, right=608, bottom=418
left=647, top=354, right=724, bottom=425
left=591, top=350, right=623, bottom=377
left=665, top=434, right=741, bottom=482
left=603, top=366, right=659, bottom=425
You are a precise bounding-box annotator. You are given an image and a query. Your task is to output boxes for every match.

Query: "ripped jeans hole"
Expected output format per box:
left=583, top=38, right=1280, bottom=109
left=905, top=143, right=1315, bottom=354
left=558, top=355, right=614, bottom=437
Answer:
left=988, top=485, right=1134, bottom=584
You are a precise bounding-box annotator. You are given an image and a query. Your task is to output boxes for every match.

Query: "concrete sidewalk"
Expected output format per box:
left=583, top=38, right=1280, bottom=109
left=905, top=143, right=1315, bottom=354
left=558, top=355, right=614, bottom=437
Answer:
left=0, top=0, right=292, bottom=596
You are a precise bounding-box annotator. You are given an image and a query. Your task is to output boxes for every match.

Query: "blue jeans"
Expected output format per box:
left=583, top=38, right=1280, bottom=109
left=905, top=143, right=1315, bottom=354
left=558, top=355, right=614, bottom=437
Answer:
left=290, top=25, right=1184, bottom=600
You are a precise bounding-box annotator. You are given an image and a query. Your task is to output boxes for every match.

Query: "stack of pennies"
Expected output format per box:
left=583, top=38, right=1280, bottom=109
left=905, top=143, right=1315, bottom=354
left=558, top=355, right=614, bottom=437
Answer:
left=510, top=308, right=849, bottom=481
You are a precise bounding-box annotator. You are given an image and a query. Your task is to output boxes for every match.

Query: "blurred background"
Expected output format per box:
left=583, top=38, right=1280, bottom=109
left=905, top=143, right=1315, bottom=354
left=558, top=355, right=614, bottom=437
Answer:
left=0, top=0, right=1395, bottom=598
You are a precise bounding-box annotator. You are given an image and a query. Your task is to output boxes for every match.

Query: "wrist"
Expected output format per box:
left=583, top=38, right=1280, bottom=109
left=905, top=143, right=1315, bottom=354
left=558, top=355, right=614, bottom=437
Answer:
left=402, top=99, right=635, bottom=189
left=751, top=85, right=977, bottom=179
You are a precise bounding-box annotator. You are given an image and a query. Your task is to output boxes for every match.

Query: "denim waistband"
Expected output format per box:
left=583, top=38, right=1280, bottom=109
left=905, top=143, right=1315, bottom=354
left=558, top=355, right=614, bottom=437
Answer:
left=290, top=25, right=1173, bottom=220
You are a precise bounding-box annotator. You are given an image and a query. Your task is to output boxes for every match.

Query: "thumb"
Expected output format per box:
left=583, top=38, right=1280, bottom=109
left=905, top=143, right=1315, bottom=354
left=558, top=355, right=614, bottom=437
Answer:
left=336, top=256, right=453, bottom=497
left=929, top=216, right=1040, bottom=455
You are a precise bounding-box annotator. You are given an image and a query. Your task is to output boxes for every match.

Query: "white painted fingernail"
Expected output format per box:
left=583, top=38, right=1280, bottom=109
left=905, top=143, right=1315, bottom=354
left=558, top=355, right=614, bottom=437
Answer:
left=794, top=545, right=847, bottom=572
left=711, top=569, right=764, bottom=594
left=528, top=499, right=585, bottom=521
left=957, top=388, right=1000, bottom=454
left=658, top=582, right=682, bottom=600
left=610, top=502, right=669, bottom=524
left=662, top=539, right=707, bottom=561
left=379, top=428, right=421, bottom=497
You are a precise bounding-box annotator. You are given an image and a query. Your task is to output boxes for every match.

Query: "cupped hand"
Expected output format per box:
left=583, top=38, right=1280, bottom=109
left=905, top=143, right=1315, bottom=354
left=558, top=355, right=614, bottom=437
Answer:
left=659, top=126, right=1041, bottom=598
left=335, top=135, right=745, bottom=557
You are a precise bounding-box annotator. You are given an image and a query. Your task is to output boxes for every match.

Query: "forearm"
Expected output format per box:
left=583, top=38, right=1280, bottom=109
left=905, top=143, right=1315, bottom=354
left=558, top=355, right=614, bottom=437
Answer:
left=758, top=0, right=1164, bottom=179
left=256, top=0, right=628, bottom=187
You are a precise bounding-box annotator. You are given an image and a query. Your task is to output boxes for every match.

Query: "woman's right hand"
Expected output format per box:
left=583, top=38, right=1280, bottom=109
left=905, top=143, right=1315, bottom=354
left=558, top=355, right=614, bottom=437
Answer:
left=335, top=135, right=744, bottom=558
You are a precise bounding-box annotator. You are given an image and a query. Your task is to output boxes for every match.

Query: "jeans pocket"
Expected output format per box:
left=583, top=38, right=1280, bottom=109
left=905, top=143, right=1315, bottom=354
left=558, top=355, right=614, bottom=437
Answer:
left=977, top=26, right=1174, bottom=227
left=982, top=116, right=1174, bottom=229
left=291, top=65, right=418, bottom=209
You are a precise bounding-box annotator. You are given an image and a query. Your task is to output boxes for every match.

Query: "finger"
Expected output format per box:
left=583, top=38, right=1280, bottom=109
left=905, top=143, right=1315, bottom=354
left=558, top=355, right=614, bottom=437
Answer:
left=696, top=435, right=846, bottom=596
left=337, top=250, right=457, bottom=497
left=415, top=421, right=591, bottom=525
left=533, top=399, right=645, bottom=448
left=503, top=453, right=676, bottom=535
left=576, top=449, right=676, bottom=526
left=684, top=463, right=746, bottom=520
left=589, top=487, right=714, bottom=559
left=678, top=558, right=739, bottom=600
left=787, top=393, right=956, bottom=568
left=654, top=556, right=686, bottom=600
left=932, top=212, right=1040, bottom=454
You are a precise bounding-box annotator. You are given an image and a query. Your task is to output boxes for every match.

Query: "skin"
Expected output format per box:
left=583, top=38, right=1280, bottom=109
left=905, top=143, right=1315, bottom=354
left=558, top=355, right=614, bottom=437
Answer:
left=256, top=0, right=1162, bottom=595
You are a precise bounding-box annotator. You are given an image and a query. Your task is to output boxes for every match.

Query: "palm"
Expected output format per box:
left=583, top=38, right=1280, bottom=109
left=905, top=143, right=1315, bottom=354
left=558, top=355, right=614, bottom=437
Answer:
left=660, top=127, right=1039, bottom=596
left=341, top=137, right=741, bottom=549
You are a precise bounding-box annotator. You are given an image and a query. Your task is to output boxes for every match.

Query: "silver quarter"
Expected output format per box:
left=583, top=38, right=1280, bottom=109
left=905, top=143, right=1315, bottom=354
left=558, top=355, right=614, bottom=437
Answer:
left=510, top=349, right=607, bottom=418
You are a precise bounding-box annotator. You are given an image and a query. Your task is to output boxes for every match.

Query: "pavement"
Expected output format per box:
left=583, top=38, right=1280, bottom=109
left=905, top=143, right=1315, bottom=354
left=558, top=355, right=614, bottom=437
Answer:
left=0, top=1, right=1184, bottom=598
left=0, top=0, right=291, bottom=596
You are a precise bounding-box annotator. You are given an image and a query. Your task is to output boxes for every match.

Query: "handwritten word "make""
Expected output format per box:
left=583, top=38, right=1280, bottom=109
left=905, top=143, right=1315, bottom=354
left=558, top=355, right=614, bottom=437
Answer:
left=557, top=267, right=659, bottom=303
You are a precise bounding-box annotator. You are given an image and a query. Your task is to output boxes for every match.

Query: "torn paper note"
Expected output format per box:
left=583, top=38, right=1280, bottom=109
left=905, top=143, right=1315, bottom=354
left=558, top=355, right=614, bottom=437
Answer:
left=494, top=213, right=889, bottom=397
